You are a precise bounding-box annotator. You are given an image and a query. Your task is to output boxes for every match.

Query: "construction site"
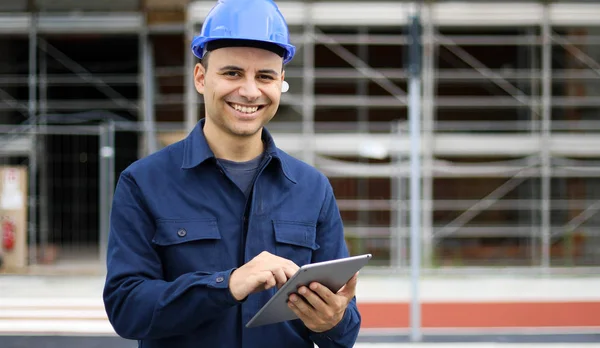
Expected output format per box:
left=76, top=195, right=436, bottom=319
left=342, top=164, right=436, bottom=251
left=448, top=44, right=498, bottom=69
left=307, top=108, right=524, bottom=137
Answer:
left=0, top=0, right=599, bottom=346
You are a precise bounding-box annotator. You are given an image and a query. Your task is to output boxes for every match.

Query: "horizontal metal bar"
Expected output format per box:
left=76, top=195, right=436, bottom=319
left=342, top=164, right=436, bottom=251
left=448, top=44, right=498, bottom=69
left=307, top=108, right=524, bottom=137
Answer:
left=360, top=266, right=600, bottom=276
left=345, top=226, right=600, bottom=238
left=1, top=69, right=598, bottom=86
left=336, top=199, right=600, bottom=211
left=322, top=171, right=600, bottom=179
left=437, top=35, right=600, bottom=46
left=284, top=68, right=408, bottom=80
left=191, top=29, right=600, bottom=46
left=236, top=32, right=600, bottom=47
left=188, top=1, right=600, bottom=27
left=436, top=35, right=542, bottom=46
left=0, top=126, right=99, bottom=135
left=16, top=95, right=595, bottom=112
left=0, top=100, right=138, bottom=111
left=308, top=96, right=600, bottom=108
left=309, top=34, right=600, bottom=47
left=8, top=123, right=600, bottom=137
left=1, top=120, right=598, bottom=135
left=435, top=199, right=600, bottom=211
left=154, top=66, right=186, bottom=77
left=0, top=121, right=186, bottom=132
left=284, top=68, right=600, bottom=81
left=434, top=121, right=600, bottom=132
left=267, top=120, right=600, bottom=133
left=37, top=13, right=143, bottom=34
left=434, top=69, right=600, bottom=81
left=64, top=115, right=600, bottom=135
left=0, top=13, right=29, bottom=33
left=40, top=75, right=137, bottom=85
left=337, top=199, right=395, bottom=210
left=148, top=23, right=185, bottom=34
left=312, top=33, right=409, bottom=46
left=0, top=13, right=142, bottom=33
left=0, top=75, right=139, bottom=86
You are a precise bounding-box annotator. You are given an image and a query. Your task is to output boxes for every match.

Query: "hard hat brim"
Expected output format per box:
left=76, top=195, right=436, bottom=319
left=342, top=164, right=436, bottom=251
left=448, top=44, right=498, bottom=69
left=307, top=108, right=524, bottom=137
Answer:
left=191, top=36, right=296, bottom=65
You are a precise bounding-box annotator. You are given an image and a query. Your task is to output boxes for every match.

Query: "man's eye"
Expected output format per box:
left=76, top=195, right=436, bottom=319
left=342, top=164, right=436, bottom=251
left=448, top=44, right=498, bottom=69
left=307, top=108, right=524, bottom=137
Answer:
left=259, top=75, right=274, bottom=80
left=225, top=71, right=240, bottom=77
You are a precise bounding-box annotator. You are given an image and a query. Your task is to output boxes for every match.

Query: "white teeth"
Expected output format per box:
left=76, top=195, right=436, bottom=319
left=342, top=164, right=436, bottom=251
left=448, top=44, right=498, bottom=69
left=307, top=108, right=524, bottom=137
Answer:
left=231, top=103, right=259, bottom=114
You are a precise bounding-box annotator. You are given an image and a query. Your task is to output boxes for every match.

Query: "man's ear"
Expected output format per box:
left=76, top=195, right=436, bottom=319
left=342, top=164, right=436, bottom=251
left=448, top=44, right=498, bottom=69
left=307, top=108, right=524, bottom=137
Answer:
left=280, top=70, right=289, bottom=93
left=194, top=63, right=206, bottom=94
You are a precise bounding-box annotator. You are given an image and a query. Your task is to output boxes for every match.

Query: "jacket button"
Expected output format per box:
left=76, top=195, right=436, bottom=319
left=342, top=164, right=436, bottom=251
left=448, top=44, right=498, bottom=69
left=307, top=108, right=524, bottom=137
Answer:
left=216, top=276, right=224, bottom=283
left=177, top=229, right=187, bottom=237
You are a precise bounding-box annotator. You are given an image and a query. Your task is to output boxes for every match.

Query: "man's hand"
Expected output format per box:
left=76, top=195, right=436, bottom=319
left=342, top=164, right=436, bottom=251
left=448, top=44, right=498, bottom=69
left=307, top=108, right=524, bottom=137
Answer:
left=229, top=251, right=299, bottom=301
left=287, top=272, right=358, bottom=333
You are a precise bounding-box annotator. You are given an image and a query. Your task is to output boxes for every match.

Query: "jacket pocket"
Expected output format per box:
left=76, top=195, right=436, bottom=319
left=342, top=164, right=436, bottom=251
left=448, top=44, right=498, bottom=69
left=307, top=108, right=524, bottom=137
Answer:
left=153, top=218, right=222, bottom=276
left=273, top=220, right=320, bottom=267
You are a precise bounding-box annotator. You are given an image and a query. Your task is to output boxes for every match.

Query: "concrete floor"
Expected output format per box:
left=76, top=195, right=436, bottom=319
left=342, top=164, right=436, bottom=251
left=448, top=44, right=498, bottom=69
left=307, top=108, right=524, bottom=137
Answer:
left=2, top=336, right=600, bottom=348
left=2, top=274, right=600, bottom=347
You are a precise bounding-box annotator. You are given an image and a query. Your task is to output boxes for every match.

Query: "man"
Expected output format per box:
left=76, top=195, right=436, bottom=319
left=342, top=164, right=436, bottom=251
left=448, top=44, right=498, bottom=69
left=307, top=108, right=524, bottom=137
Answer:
left=102, top=0, right=361, bottom=347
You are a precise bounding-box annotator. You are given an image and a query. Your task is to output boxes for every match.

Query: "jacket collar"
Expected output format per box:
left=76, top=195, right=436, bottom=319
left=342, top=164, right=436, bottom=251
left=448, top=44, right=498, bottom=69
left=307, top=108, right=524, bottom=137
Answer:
left=181, top=118, right=296, bottom=184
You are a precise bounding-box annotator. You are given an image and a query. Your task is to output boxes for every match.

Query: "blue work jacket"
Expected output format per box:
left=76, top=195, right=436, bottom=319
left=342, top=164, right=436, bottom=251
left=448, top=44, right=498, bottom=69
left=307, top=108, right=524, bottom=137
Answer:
left=103, top=119, right=362, bottom=348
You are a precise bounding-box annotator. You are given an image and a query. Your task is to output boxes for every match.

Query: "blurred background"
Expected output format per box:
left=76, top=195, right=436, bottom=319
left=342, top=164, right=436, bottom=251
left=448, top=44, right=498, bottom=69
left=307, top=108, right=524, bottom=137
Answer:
left=0, top=0, right=599, bottom=347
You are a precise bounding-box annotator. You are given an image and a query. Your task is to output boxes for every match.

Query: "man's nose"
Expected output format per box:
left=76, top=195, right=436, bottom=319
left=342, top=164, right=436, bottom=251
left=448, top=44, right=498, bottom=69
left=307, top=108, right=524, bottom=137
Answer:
left=239, top=78, right=261, bottom=101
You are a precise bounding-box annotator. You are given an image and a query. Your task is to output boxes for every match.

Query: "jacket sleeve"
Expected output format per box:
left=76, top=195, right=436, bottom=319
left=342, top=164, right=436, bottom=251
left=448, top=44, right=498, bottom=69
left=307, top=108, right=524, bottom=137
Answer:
left=103, top=171, right=241, bottom=340
left=308, top=180, right=362, bottom=348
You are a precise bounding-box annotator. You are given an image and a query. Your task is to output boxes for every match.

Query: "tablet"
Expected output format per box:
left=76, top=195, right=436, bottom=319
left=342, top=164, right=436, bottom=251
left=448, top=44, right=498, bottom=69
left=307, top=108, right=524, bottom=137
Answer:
left=245, top=253, right=372, bottom=328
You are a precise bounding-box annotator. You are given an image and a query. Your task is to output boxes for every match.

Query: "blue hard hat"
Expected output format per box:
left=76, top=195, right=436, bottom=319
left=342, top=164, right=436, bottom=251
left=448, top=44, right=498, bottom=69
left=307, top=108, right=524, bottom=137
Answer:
left=191, top=0, right=296, bottom=64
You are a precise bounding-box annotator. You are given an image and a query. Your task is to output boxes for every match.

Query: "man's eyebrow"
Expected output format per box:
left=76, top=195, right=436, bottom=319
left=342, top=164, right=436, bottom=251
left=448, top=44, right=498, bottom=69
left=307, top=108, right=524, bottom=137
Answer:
left=218, top=65, right=279, bottom=76
left=258, top=69, right=279, bottom=76
left=218, top=65, right=244, bottom=72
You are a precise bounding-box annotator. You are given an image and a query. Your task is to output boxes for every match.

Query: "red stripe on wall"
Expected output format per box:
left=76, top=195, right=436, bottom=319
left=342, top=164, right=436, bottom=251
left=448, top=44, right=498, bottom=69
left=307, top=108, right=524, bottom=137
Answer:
left=357, top=302, right=600, bottom=329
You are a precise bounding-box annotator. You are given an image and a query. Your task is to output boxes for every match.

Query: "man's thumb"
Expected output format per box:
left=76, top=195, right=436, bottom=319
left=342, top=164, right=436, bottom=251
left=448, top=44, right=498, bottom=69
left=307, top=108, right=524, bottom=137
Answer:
left=338, top=272, right=359, bottom=297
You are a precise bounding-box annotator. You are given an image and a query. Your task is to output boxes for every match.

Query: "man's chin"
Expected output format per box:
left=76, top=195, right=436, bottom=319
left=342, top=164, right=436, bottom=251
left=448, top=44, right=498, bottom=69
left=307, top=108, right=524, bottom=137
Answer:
left=229, top=125, right=263, bottom=138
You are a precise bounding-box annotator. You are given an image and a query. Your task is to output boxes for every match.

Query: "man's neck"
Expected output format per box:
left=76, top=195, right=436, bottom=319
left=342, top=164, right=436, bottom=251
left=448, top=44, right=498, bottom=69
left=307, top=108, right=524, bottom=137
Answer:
left=203, top=121, right=265, bottom=162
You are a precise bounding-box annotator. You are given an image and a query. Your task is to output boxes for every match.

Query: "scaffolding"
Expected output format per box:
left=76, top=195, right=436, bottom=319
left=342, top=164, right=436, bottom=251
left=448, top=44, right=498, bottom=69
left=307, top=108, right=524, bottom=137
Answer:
left=0, top=1, right=600, bottom=272
left=0, top=8, right=147, bottom=268
left=186, top=1, right=600, bottom=271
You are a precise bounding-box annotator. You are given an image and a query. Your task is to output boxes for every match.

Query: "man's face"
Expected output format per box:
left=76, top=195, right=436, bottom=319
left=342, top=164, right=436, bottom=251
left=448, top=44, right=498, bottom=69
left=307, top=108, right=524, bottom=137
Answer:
left=194, top=46, right=285, bottom=138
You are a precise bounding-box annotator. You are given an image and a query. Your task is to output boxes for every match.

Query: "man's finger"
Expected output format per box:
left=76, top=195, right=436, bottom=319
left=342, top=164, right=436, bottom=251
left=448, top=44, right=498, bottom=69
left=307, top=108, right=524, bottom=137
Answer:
left=337, top=272, right=359, bottom=300
left=286, top=261, right=299, bottom=274
left=283, top=266, right=298, bottom=279
left=288, top=298, right=310, bottom=322
left=271, top=268, right=288, bottom=286
left=288, top=293, right=314, bottom=316
left=307, top=282, right=336, bottom=306
left=255, top=270, right=276, bottom=290
left=297, top=286, right=330, bottom=313
left=265, top=273, right=277, bottom=290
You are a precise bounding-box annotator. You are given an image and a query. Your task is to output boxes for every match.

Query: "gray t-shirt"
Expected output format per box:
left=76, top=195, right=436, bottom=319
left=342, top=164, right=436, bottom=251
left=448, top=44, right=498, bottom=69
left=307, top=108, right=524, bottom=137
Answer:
left=218, top=153, right=265, bottom=200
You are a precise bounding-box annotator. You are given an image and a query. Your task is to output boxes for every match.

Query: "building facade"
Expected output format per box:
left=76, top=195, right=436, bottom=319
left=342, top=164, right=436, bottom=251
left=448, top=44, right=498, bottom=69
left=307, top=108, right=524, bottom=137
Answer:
left=0, top=0, right=599, bottom=273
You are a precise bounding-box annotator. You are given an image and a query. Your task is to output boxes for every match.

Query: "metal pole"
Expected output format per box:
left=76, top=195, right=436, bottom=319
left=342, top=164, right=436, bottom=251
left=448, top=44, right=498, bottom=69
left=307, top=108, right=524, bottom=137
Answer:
left=141, top=26, right=158, bottom=155
left=99, top=124, right=107, bottom=266
left=108, top=121, right=115, bottom=211
left=39, top=42, right=49, bottom=263
left=357, top=27, right=369, bottom=257
left=185, top=23, right=198, bottom=133
left=400, top=150, right=408, bottom=267
left=408, top=12, right=422, bottom=343
left=529, top=27, right=539, bottom=266
left=391, top=121, right=405, bottom=268
left=28, top=14, right=38, bottom=266
left=99, top=121, right=115, bottom=267
left=302, top=8, right=315, bottom=166
left=541, top=4, right=551, bottom=271
left=421, top=3, right=435, bottom=268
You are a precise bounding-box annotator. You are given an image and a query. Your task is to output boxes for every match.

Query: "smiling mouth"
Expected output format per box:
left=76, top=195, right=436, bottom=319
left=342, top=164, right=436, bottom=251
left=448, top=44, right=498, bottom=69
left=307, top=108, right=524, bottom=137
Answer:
left=227, top=102, right=265, bottom=114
